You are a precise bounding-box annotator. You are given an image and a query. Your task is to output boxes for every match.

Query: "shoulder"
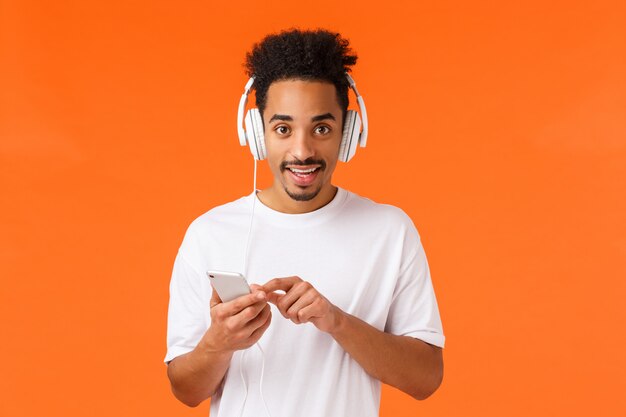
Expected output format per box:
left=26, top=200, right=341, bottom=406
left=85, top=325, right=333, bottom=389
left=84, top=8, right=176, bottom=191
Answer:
left=340, top=189, right=424, bottom=262
left=342, top=189, right=417, bottom=232
left=179, top=194, right=252, bottom=253
left=188, top=194, right=251, bottom=231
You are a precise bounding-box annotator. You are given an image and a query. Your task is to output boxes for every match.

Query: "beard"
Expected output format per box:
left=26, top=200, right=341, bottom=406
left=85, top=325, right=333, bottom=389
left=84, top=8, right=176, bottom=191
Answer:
left=284, top=183, right=324, bottom=201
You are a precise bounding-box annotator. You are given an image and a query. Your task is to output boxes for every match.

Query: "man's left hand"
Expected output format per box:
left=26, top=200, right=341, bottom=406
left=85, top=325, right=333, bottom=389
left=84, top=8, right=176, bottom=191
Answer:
left=262, top=276, right=342, bottom=333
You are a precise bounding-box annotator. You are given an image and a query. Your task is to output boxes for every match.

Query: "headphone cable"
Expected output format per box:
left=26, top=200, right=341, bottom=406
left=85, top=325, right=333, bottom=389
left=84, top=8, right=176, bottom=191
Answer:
left=239, top=159, right=272, bottom=417
left=242, top=159, right=257, bottom=278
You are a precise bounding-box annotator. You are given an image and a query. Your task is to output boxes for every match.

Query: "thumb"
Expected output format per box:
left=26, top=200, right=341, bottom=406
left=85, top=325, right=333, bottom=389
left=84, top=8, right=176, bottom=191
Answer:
left=266, top=291, right=283, bottom=306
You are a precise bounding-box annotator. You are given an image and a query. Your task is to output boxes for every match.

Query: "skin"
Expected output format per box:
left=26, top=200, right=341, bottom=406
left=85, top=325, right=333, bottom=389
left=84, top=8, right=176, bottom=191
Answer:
left=167, top=79, right=443, bottom=407
left=167, top=285, right=271, bottom=406
left=257, top=79, right=342, bottom=214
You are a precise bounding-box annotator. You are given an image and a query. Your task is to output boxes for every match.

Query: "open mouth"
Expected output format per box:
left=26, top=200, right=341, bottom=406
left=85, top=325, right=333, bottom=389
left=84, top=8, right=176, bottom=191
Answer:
left=287, top=167, right=320, bottom=177
left=281, top=159, right=326, bottom=188
left=285, top=166, right=321, bottom=186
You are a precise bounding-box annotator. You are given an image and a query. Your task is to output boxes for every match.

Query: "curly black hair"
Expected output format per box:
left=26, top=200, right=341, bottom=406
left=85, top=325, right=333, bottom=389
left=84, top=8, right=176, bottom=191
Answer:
left=245, top=28, right=358, bottom=119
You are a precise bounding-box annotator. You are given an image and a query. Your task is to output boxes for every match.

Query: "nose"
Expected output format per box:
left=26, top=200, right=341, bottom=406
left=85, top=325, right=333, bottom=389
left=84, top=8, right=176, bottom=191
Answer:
left=289, top=130, right=315, bottom=162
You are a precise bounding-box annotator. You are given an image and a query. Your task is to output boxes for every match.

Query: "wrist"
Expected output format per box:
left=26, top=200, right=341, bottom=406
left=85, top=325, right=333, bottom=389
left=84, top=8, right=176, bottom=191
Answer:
left=328, top=305, right=348, bottom=336
left=197, top=333, right=234, bottom=360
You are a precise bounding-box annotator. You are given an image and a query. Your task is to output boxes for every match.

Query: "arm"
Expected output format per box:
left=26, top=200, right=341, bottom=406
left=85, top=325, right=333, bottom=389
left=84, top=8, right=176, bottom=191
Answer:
left=167, top=340, right=233, bottom=407
left=167, top=288, right=272, bottom=407
left=262, top=277, right=443, bottom=400
left=329, top=308, right=443, bottom=400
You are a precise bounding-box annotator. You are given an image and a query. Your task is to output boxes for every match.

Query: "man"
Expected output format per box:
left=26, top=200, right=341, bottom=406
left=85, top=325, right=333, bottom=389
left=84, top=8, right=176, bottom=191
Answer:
left=165, top=29, right=445, bottom=417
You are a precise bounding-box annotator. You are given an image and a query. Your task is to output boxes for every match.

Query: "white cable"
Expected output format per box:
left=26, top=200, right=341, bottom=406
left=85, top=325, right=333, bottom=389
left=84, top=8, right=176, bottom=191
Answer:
left=242, top=159, right=257, bottom=278
left=238, top=159, right=272, bottom=417
left=238, top=350, right=249, bottom=417
left=256, top=342, right=272, bottom=417
left=237, top=343, right=271, bottom=417
left=238, top=159, right=256, bottom=417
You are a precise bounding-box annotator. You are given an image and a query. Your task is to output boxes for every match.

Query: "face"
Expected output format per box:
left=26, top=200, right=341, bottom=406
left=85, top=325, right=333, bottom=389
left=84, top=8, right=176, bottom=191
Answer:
left=262, top=79, right=343, bottom=211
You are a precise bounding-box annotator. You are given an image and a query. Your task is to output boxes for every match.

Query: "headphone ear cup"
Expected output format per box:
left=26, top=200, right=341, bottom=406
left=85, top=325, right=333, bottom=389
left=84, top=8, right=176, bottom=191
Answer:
left=339, top=110, right=361, bottom=163
left=244, top=109, right=266, bottom=160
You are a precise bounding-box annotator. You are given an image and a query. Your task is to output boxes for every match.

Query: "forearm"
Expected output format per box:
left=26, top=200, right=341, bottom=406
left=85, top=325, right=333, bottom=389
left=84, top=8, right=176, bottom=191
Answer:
left=329, top=310, right=443, bottom=400
left=167, top=339, right=233, bottom=407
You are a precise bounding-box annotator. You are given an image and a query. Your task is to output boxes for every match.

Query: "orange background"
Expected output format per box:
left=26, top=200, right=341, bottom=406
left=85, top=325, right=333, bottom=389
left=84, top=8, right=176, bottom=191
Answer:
left=1, top=1, right=625, bottom=416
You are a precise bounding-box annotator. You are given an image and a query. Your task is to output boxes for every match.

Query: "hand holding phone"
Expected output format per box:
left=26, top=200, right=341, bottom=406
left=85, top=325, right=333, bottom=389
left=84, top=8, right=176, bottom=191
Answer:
left=203, top=270, right=271, bottom=353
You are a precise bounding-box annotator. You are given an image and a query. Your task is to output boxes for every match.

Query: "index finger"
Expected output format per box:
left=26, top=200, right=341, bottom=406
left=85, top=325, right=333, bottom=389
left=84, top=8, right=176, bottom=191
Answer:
left=220, top=291, right=267, bottom=315
left=262, top=276, right=302, bottom=293
left=210, top=285, right=223, bottom=308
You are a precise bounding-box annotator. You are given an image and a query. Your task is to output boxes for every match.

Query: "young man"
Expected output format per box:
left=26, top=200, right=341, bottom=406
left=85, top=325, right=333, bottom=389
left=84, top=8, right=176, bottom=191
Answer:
left=165, top=29, right=445, bottom=416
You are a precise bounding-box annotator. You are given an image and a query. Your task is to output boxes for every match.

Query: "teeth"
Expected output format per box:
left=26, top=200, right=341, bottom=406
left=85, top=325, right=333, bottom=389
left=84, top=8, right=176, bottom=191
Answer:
left=289, top=167, right=317, bottom=174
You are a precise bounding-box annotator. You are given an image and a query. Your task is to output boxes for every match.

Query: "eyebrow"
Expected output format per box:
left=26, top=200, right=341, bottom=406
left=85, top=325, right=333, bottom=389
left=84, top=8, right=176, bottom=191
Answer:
left=268, top=114, right=293, bottom=123
left=268, top=113, right=336, bottom=123
left=311, top=113, right=336, bottom=122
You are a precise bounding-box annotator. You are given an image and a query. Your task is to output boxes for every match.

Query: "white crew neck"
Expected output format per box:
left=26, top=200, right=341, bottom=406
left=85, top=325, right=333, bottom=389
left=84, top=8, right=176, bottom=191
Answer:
left=248, top=187, right=349, bottom=228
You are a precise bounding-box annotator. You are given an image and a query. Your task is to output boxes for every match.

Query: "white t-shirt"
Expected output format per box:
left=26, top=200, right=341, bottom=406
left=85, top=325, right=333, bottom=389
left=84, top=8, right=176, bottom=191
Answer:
left=165, top=188, right=445, bottom=417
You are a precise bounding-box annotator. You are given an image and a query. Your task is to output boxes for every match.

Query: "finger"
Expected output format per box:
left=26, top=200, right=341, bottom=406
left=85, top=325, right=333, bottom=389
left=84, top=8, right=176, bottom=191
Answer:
left=295, top=300, right=323, bottom=323
left=286, top=291, right=318, bottom=323
left=242, top=304, right=271, bottom=335
left=221, top=291, right=266, bottom=315
left=262, top=276, right=302, bottom=293
left=275, top=281, right=312, bottom=317
left=248, top=306, right=272, bottom=341
left=233, top=299, right=270, bottom=326
left=266, top=291, right=283, bottom=306
left=210, top=285, right=223, bottom=308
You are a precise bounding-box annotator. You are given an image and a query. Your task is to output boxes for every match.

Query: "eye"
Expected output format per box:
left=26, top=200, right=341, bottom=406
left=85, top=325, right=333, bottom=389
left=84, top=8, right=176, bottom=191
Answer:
left=314, top=125, right=331, bottom=135
left=274, top=125, right=290, bottom=135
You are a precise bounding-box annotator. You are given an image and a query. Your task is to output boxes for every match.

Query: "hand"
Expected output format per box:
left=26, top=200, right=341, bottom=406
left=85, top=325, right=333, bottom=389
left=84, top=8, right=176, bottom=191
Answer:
left=200, top=284, right=272, bottom=354
left=262, top=276, right=342, bottom=333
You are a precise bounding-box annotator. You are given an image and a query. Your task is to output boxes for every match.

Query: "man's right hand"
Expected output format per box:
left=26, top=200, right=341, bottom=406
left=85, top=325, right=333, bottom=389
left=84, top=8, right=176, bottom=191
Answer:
left=167, top=285, right=272, bottom=406
left=200, top=285, right=272, bottom=354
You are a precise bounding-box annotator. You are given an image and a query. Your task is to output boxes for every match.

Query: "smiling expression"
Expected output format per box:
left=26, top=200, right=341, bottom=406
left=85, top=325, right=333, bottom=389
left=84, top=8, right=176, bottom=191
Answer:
left=261, top=79, right=344, bottom=213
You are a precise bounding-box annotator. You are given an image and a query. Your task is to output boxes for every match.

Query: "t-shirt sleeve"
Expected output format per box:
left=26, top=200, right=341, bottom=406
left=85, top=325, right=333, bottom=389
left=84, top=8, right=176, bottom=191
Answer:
left=164, top=252, right=211, bottom=363
left=384, top=225, right=445, bottom=348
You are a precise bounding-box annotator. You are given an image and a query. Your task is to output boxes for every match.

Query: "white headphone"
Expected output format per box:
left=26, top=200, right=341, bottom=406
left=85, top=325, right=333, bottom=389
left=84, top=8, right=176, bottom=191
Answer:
left=236, top=74, right=369, bottom=162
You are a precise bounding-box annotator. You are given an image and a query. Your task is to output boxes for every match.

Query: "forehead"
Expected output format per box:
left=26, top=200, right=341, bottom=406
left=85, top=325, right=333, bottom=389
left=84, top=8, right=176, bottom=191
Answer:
left=264, top=79, right=341, bottom=117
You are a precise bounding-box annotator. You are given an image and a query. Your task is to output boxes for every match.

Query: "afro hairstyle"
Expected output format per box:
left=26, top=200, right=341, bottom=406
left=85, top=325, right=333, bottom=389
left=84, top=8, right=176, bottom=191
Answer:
left=244, top=28, right=358, bottom=119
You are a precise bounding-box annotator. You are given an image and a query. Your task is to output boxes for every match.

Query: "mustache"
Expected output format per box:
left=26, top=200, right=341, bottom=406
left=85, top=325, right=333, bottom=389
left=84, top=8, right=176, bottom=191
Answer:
left=280, top=158, right=326, bottom=172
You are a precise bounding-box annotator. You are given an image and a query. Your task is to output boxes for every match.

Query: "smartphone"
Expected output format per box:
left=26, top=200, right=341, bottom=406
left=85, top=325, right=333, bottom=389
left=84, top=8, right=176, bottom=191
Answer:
left=206, top=270, right=252, bottom=302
